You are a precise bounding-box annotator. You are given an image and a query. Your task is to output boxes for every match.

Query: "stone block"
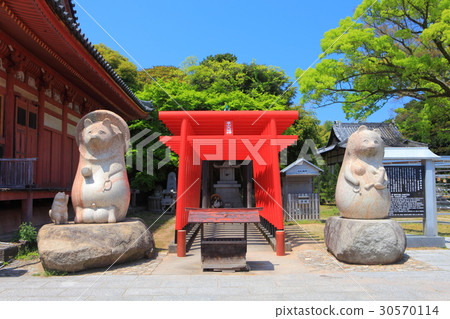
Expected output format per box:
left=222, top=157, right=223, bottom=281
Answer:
left=0, top=243, right=18, bottom=263
left=406, top=235, right=446, bottom=248
left=324, top=216, right=406, bottom=265
left=37, top=218, right=155, bottom=272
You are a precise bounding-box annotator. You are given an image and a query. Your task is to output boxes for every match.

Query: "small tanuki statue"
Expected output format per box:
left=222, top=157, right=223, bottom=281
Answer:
left=335, top=125, right=390, bottom=219
left=71, top=110, right=130, bottom=223
left=325, top=125, right=406, bottom=265
left=49, top=192, right=69, bottom=225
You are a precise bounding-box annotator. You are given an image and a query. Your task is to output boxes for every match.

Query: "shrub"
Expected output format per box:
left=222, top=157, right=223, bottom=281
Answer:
left=320, top=164, right=340, bottom=204
left=14, top=222, right=38, bottom=245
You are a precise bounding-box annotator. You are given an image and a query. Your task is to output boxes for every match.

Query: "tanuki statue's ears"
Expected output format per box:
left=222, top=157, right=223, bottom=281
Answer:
left=357, top=125, right=368, bottom=132
left=84, top=118, right=93, bottom=128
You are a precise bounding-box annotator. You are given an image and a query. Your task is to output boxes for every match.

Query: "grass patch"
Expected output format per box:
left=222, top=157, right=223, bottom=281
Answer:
left=285, top=204, right=450, bottom=239
left=44, top=270, right=67, bottom=277
left=438, top=210, right=450, bottom=221
left=128, top=210, right=174, bottom=232
left=297, top=223, right=326, bottom=241
left=398, top=221, right=450, bottom=237
left=284, top=206, right=334, bottom=243
left=320, top=205, right=340, bottom=219
left=128, top=210, right=176, bottom=251
left=16, top=247, right=39, bottom=260
left=285, top=219, right=326, bottom=225
left=285, top=205, right=339, bottom=226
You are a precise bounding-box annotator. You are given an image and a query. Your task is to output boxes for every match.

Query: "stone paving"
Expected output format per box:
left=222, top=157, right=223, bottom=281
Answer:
left=0, top=224, right=449, bottom=301
left=297, top=249, right=440, bottom=273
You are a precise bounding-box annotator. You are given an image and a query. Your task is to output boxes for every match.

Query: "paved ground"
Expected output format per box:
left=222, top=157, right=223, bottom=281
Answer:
left=0, top=224, right=449, bottom=301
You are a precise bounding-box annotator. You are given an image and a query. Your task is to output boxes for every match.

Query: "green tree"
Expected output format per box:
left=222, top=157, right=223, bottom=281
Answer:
left=297, top=0, right=450, bottom=120
left=284, top=107, right=325, bottom=165
left=137, top=53, right=296, bottom=111
left=126, top=116, right=178, bottom=193
left=320, top=164, right=340, bottom=204
left=138, top=66, right=186, bottom=86
left=201, top=53, right=238, bottom=64
left=318, top=120, right=334, bottom=146
left=95, top=44, right=172, bottom=193
left=95, top=43, right=142, bottom=92
left=395, top=99, right=450, bottom=154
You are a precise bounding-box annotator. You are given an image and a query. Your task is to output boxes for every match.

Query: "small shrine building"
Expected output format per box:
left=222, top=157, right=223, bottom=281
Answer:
left=159, top=110, right=298, bottom=255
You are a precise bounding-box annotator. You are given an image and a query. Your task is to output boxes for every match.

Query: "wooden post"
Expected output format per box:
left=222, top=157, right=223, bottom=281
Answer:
left=201, top=161, right=209, bottom=208
left=317, top=176, right=321, bottom=196
left=276, top=230, right=285, bottom=256
left=4, top=64, right=15, bottom=158
left=283, top=174, right=288, bottom=217
left=176, top=118, right=188, bottom=230
left=269, top=118, right=283, bottom=229
left=60, top=102, right=68, bottom=187
left=269, top=118, right=286, bottom=255
left=246, top=161, right=252, bottom=208
left=177, top=229, right=186, bottom=257
left=36, top=83, right=46, bottom=186
left=21, top=191, right=33, bottom=223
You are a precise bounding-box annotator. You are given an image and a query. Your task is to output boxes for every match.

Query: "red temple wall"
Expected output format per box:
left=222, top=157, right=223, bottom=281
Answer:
left=0, top=33, right=98, bottom=235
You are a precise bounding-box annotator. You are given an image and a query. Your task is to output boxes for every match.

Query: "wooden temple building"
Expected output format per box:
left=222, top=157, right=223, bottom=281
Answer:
left=319, top=121, right=426, bottom=169
left=0, top=0, right=147, bottom=237
left=159, top=111, right=298, bottom=255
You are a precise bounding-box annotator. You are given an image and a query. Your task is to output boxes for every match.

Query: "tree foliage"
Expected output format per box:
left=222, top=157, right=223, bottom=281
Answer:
left=95, top=43, right=142, bottom=92
left=320, top=164, right=341, bottom=204
left=394, top=98, right=450, bottom=154
left=137, top=66, right=186, bottom=86
left=318, top=120, right=334, bottom=146
left=136, top=53, right=297, bottom=111
left=136, top=54, right=322, bottom=169
left=297, top=0, right=450, bottom=120
left=126, top=117, right=178, bottom=193
left=283, top=107, right=326, bottom=164
left=201, top=53, right=238, bottom=64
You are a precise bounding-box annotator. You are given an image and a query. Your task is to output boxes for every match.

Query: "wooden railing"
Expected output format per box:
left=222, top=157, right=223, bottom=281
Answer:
left=0, top=158, right=37, bottom=188
left=284, top=193, right=320, bottom=220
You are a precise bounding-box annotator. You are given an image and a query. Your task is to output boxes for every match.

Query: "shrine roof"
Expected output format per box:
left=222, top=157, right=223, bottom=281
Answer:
left=384, top=147, right=440, bottom=161
left=46, top=0, right=147, bottom=112
left=159, top=111, right=299, bottom=136
left=320, top=121, right=426, bottom=152
left=281, top=158, right=323, bottom=175
left=0, top=0, right=148, bottom=120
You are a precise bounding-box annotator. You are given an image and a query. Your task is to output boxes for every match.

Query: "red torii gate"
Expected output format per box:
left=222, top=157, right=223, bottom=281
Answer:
left=159, top=111, right=298, bottom=255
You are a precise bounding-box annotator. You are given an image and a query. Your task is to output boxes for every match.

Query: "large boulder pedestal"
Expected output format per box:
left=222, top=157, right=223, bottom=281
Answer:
left=324, top=216, right=406, bottom=265
left=37, top=218, right=155, bottom=272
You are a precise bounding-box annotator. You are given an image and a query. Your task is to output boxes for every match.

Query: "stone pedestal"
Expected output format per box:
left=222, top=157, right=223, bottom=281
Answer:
left=37, top=218, right=155, bottom=272
left=213, top=162, right=243, bottom=208
left=214, top=181, right=243, bottom=208
left=324, top=216, right=406, bottom=265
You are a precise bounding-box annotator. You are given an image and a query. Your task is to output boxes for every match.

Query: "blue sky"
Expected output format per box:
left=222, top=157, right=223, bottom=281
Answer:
left=74, top=0, right=403, bottom=124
